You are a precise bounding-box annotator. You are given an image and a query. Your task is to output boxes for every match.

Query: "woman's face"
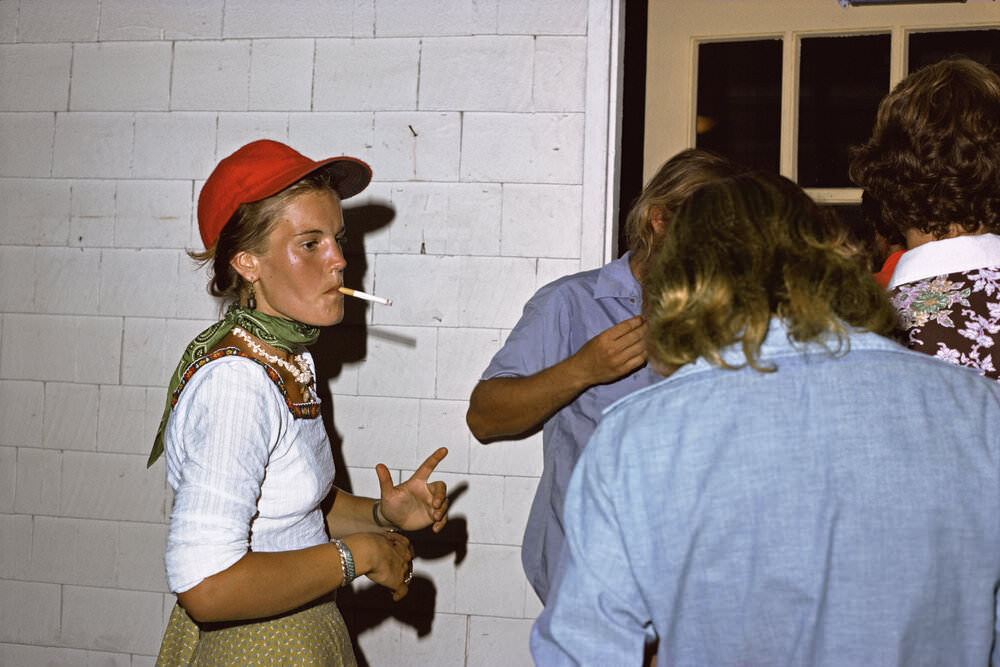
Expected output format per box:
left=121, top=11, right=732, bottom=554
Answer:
left=238, top=189, right=348, bottom=327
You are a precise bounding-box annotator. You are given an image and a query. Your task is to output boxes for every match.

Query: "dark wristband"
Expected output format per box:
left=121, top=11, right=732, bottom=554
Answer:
left=372, top=499, right=396, bottom=530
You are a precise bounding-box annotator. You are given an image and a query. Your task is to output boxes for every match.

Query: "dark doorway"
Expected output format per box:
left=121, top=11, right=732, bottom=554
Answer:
left=616, top=0, right=648, bottom=257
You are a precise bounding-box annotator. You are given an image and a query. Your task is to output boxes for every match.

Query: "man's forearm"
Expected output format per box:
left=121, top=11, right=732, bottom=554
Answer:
left=466, top=357, right=591, bottom=442
left=468, top=315, right=648, bottom=442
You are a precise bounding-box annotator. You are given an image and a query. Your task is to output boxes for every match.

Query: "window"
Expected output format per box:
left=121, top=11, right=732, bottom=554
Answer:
left=798, top=34, right=890, bottom=188
left=696, top=40, right=783, bottom=173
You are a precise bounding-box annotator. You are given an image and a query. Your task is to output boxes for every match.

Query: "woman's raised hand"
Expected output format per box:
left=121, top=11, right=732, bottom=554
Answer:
left=376, top=447, right=450, bottom=533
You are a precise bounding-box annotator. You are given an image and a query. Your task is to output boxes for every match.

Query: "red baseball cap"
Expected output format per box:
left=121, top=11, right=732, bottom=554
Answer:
left=197, top=139, right=372, bottom=249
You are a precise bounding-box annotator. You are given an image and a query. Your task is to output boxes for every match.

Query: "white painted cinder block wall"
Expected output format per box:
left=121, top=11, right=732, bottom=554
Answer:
left=0, top=0, right=617, bottom=664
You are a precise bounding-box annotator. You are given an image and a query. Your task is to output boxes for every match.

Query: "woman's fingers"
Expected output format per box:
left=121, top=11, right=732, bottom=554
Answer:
left=385, top=532, right=414, bottom=600
left=428, top=480, right=448, bottom=509
left=431, top=497, right=450, bottom=531
left=393, top=560, right=414, bottom=601
left=412, top=447, right=448, bottom=482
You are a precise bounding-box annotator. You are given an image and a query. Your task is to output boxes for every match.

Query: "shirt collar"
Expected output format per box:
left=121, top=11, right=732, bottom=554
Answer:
left=670, top=319, right=899, bottom=381
left=605, top=319, right=900, bottom=416
left=594, top=252, right=641, bottom=300
left=889, top=233, right=1000, bottom=288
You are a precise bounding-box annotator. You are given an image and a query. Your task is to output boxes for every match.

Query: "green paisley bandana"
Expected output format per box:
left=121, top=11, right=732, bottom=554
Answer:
left=147, top=303, right=320, bottom=467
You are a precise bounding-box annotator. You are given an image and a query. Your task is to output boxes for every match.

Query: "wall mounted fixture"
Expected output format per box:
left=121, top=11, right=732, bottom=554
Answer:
left=839, top=0, right=966, bottom=6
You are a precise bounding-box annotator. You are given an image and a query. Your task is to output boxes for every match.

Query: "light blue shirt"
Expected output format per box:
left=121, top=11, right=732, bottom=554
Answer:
left=532, top=321, right=1000, bottom=666
left=481, top=253, right=660, bottom=602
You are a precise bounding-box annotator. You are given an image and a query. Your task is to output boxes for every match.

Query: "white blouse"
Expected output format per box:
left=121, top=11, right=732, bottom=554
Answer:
left=163, top=353, right=334, bottom=594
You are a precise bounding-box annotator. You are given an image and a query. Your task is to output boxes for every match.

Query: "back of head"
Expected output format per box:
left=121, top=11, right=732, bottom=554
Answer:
left=626, top=148, right=745, bottom=265
left=644, top=171, right=897, bottom=372
left=849, top=57, right=1000, bottom=239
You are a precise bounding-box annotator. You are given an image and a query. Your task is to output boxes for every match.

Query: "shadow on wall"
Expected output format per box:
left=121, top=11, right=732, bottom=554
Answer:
left=312, top=202, right=396, bottom=494
left=339, top=508, right=469, bottom=667
left=310, top=203, right=470, bottom=666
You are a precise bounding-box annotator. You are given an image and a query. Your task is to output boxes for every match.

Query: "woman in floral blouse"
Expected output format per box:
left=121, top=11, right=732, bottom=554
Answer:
left=850, top=57, right=1000, bottom=380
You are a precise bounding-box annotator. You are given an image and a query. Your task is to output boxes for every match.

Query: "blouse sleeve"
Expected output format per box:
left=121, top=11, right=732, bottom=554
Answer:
left=163, top=357, right=286, bottom=593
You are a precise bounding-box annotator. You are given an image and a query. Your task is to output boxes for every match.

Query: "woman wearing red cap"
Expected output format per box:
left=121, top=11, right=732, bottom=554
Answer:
left=149, top=140, right=449, bottom=665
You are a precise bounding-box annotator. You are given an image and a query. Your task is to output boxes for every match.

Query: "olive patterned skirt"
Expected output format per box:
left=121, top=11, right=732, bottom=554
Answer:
left=155, top=596, right=357, bottom=666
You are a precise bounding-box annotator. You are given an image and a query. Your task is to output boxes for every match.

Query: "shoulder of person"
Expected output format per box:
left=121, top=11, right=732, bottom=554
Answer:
left=172, top=352, right=284, bottom=410
left=528, top=264, right=606, bottom=309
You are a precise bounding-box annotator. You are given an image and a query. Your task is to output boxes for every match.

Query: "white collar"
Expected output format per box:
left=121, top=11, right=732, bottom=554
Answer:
left=889, top=233, right=1000, bottom=288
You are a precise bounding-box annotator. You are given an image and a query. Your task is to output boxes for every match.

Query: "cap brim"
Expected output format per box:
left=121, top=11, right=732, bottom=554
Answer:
left=312, top=156, right=372, bottom=201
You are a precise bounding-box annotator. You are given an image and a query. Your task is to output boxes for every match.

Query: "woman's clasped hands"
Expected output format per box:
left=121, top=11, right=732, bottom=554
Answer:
left=347, top=530, right=416, bottom=601
left=347, top=447, right=450, bottom=601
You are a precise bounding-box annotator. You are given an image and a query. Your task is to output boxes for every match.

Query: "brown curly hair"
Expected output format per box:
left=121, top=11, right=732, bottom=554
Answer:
left=848, top=57, right=1000, bottom=240
left=644, top=171, right=896, bottom=373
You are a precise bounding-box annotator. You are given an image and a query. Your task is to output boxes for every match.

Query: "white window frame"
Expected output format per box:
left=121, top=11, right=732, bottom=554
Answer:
left=638, top=0, right=1000, bottom=219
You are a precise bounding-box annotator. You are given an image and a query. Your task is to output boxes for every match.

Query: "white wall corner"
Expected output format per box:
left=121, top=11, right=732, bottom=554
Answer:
left=581, top=0, right=622, bottom=270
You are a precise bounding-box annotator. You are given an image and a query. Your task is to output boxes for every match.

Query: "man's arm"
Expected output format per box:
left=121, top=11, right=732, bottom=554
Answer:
left=466, top=315, right=648, bottom=442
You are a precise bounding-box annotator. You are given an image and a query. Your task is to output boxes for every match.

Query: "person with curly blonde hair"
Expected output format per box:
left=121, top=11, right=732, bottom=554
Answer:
left=533, top=171, right=1000, bottom=666
left=850, top=57, right=1000, bottom=379
left=643, top=172, right=897, bottom=374
left=466, top=148, right=743, bottom=604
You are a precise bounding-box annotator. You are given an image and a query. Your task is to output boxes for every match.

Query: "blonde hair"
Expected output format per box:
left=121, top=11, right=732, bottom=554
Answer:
left=644, top=171, right=897, bottom=372
left=625, top=148, right=745, bottom=266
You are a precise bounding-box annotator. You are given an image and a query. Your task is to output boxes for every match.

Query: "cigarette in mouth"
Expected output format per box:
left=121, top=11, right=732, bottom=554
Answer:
left=338, top=287, right=392, bottom=306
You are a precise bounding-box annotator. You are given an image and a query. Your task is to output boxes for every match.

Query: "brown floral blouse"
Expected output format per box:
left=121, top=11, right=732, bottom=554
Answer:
left=890, top=266, right=1000, bottom=381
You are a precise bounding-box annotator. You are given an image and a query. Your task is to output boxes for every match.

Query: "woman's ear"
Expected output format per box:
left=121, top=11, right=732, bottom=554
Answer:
left=650, top=208, right=667, bottom=236
left=230, top=251, right=259, bottom=284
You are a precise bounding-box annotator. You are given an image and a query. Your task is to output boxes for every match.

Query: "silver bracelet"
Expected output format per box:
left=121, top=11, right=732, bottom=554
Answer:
left=330, top=538, right=356, bottom=586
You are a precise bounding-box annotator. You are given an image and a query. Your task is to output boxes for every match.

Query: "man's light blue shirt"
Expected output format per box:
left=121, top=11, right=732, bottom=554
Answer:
left=532, top=321, right=1000, bottom=665
left=481, top=252, right=660, bottom=602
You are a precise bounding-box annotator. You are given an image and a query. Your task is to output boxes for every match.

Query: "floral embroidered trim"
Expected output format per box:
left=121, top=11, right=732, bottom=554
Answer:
left=171, top=347, right=321, bottom=419
left=232, top=326, right=313, bottom=386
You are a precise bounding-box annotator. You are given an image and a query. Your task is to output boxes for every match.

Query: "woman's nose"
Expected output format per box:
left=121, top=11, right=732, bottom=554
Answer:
left=329, top=242, right=347, bottom=272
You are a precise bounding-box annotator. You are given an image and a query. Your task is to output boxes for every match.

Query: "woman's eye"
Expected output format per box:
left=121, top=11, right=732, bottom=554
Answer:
left=302, top=240, right=319, bottom=250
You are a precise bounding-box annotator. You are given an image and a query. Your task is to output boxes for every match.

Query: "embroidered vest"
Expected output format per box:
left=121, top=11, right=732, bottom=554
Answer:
left=171, top=331, right=321, bottom=419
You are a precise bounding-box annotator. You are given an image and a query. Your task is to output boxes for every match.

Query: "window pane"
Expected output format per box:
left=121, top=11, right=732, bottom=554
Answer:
left=798, top=34, right=890, bottom=188
left=909, top=29, right=1000, bottom=75
left=696, top=40, right=782, bottom=173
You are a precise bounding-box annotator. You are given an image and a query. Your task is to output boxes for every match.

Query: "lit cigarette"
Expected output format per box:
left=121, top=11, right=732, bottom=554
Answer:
left=339, top=287, right=392, bottom=306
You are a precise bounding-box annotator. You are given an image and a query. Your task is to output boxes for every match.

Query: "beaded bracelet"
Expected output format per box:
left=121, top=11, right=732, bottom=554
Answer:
left=330, top=538, right=356, bottom=586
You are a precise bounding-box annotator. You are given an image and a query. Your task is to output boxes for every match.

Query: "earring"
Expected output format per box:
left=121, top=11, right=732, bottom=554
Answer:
left=247, top=282, right=257, bottom=310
